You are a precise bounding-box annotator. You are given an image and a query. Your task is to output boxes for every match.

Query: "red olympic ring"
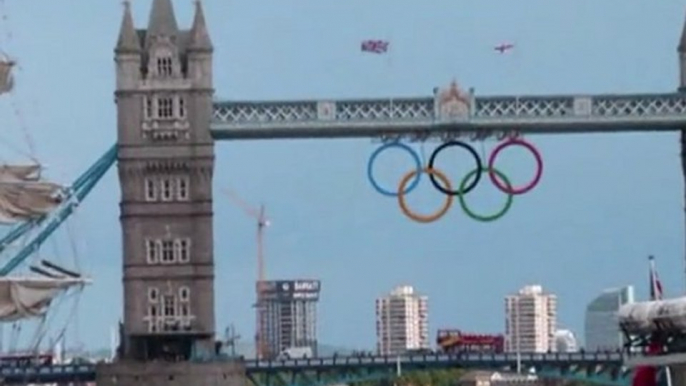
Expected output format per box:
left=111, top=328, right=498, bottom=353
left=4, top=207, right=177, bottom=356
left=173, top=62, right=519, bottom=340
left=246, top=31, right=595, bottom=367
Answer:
left=487, top=137, right=543, bottom=195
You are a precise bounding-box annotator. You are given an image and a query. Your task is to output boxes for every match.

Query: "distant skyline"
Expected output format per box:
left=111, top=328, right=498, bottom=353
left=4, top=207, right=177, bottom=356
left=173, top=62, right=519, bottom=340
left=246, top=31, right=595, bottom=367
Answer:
left=0, top=0, right=684, bottom=351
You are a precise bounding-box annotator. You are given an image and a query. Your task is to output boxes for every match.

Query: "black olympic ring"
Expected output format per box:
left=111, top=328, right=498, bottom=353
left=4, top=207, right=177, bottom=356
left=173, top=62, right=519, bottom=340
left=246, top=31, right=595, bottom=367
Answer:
left=427, top=140, right=483, bottom=196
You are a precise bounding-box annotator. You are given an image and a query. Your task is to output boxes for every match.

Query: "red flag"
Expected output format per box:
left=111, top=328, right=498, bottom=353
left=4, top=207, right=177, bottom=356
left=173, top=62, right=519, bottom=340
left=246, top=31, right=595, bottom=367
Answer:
left=361, top=40, right=389, bottom=54
left=649, top=255, right=663, bottom=301
left=632, top=256, right=663, bottom=386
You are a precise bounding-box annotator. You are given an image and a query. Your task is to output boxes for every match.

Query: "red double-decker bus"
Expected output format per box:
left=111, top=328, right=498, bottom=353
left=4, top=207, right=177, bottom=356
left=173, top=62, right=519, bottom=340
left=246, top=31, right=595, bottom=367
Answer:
left=437, top=329, right=504, bottom=353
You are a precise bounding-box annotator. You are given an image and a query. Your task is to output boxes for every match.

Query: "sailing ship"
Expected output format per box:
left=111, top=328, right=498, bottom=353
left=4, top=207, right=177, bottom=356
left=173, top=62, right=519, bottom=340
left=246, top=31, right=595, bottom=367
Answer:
left=0, top=54, right=90, bottom=356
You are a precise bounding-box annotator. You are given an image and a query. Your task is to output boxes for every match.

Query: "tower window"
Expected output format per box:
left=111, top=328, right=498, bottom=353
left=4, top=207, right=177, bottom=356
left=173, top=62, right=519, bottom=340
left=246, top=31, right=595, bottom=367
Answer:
left=175, top=238, right=191, bottom=263
left=161, top=178, right=173, bottom=201
left=145, top=239, right=159, bottom=264
left=177, top=176, right=189, bottom=201
left=144, top=96, right=153, bottom=119
left=149, top=320, right=158, bottom=333
left=161, top=240, right=175, bottom=263
left=180, top=304, right=189, bottom=317
left=150, top=305, right=158, bottom=317
left=157, top=57, right=173, bottom=77
left=157, top=97, right=173, bottom=118
left=179, top=286, right=190, bottom=302
left=148, top=287, right=159, bottom=302
left=144, top=178, right=157, bottom=201
left=163, top=295, right=176, bottom=317
left=178, top=97, right=186, bottom=118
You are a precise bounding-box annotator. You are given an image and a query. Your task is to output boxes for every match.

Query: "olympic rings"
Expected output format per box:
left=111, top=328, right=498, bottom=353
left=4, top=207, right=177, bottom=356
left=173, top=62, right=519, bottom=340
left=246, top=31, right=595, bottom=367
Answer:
left=367, top=137, right=543, bottom=223
left=367, top=142, right=422, bottom=197
left=458, top=167, right=514, bottom=222
left=488, top=137, right=543, bottom=195
left=427, top=140, right=482, bottom=196
left=397, top=167, right=453, bottom=223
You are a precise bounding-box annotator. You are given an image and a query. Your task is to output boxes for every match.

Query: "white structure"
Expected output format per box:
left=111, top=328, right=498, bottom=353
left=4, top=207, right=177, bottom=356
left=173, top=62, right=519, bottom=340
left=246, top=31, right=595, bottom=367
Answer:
left=584, top=286, right=634, bottom=351
left=504, top=285, right=557, bottom=353
left=375, top=285, right=429, bottom=355
left=553, top=329, right=578, bottom=352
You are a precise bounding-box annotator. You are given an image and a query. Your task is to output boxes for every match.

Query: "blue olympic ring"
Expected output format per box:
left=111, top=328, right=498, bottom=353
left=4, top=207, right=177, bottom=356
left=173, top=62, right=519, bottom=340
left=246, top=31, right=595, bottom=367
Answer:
left=367, top=142, right=422, bottom=197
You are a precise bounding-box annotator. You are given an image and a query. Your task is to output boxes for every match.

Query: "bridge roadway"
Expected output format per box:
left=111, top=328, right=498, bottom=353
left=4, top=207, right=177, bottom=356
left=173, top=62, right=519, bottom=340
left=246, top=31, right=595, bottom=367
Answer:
left=0, top=352, right=627, bottom=385
left=210, top=91, right=686, bottom=140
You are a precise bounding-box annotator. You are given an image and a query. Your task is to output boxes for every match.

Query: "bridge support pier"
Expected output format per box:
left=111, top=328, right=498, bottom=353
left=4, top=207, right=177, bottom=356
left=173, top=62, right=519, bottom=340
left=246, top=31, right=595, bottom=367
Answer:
left=95, top=361, right=248, bottom=386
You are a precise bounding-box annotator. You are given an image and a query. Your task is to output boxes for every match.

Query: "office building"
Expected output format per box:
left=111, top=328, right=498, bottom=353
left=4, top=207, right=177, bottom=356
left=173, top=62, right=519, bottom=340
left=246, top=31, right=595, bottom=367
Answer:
left=504, top=285, right=557, bottom=353
left=376, top=285, right=429, bottom=355
left=584, top=286, right=634, bottom=351
left=553, top=329, right=578, bottom=352
left=257, top=279, right=321, bottom=358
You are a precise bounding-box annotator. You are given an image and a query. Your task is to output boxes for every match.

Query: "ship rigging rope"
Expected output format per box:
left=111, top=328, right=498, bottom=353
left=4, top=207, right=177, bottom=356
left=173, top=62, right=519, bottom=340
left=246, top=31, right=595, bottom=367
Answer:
left=30, top=284, right=83, bottom=354
left=32, top=217, right=85, bottom=351
left=65, top=217, right=82, bottom=272
left=0, top=0, right=38, bottom=163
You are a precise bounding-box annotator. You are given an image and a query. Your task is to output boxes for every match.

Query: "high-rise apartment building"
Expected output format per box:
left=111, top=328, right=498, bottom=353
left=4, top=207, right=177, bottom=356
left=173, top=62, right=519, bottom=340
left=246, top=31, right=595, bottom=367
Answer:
left=504, top=285, right=557, bottom=353
left=375, top=285, right=429, bottom=355
left=584, top=286, right=634, bottom=351
left=258, top=280, right=321, bottom=358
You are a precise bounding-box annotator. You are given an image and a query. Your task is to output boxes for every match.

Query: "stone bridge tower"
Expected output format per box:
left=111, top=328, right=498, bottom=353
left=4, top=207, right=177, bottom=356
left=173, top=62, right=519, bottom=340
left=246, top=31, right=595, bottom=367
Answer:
left=114, top=0, right=215, bottom=361
left=97, top=1, right=244, bottom=384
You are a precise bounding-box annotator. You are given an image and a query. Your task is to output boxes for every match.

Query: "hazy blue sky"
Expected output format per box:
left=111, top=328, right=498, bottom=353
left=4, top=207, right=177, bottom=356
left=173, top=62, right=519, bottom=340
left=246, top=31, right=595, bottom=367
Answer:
left=0, top=0, right=684, bottom=352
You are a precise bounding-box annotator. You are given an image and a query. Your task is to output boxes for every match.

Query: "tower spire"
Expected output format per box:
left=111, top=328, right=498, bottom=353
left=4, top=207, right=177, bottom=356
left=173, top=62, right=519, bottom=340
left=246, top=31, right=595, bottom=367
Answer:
left=188, top=0, right=213, bottom=51
left=679, top=14, right=686, bottom=53
left=145, top=0, right=178, bottom=46
left=115, top=1, right=141, bottom=53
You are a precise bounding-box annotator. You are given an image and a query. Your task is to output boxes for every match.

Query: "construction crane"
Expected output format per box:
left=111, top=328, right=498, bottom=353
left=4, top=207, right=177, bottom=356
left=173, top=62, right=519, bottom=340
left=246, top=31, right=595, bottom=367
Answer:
left=222, top=187, right=271, bottom=359
left=224, top=324, right=241, bottom=358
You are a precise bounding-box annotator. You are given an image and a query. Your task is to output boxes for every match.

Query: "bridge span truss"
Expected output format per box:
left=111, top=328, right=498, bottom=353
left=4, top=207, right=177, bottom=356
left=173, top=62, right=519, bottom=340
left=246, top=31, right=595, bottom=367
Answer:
left=242, top=352, right=631, bottom=386
left=211, top=87, right=686, bottom=141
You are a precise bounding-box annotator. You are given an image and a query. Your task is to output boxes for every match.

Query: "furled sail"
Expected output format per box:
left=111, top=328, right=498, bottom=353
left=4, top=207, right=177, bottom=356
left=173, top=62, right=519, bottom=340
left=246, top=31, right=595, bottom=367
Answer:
left=0, top=54, right=61, bottom=224
left=0, top=180, right=63, bottom=224
left=0, top=277, right=88, bottom=322
left=0, top=56, right=15, bottom=95
left=0, top=165, right=41, bottom=182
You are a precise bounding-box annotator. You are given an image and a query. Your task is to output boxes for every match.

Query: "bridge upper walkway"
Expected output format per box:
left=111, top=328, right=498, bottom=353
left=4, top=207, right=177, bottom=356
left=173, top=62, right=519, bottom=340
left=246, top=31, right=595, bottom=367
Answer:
left=0, top=352, right=628, bottom=385
left=211, top=91, right=686, bottom=140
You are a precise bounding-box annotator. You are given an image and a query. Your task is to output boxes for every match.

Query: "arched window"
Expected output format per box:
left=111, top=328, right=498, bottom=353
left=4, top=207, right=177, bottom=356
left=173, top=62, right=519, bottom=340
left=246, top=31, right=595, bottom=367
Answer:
left=148, top=287, right=159, bottom=302
left=145, top=239, right=159, bottom=264
left=179, top=286, right=190, bottom=302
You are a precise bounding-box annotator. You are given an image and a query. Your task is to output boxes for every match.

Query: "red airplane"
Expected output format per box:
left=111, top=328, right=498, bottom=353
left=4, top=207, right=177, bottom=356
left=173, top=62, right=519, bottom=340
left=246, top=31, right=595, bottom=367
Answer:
left=494, top=43, right=514, bottom=53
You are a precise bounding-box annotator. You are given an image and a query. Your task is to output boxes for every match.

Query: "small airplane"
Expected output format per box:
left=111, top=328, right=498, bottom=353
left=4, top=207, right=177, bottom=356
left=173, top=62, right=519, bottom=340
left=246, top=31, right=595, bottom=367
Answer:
left=494, top=43, right=514, bottom=53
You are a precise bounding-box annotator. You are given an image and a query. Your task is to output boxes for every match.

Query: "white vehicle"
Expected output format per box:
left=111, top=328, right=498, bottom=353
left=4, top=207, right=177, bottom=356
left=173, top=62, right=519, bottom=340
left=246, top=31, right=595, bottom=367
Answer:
left=618, top=296, right=686, bottom=335
left=277, top=347, right=313, bottom=360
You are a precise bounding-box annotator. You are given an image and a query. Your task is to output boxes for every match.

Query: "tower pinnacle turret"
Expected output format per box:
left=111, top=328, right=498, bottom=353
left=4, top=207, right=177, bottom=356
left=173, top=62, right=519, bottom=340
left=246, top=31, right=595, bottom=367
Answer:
left=145, top=0, right=178, bottom=47
left=188, top=0, right=213, bottom=52
left=680, top=16, right=686, bottom=54
left=115, top=1, right=140, bottom=53
left=679, top=11, right=686, bottom=91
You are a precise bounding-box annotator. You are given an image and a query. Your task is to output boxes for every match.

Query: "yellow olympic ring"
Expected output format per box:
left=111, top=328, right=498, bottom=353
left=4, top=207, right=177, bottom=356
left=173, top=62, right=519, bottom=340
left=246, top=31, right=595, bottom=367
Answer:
left=397, top=167, right=454, bottom=223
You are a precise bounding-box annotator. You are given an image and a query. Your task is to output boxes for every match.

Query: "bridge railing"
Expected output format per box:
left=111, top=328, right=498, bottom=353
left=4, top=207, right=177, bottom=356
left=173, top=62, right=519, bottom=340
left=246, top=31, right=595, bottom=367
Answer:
left=243, top=351, right=625, bottom=370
